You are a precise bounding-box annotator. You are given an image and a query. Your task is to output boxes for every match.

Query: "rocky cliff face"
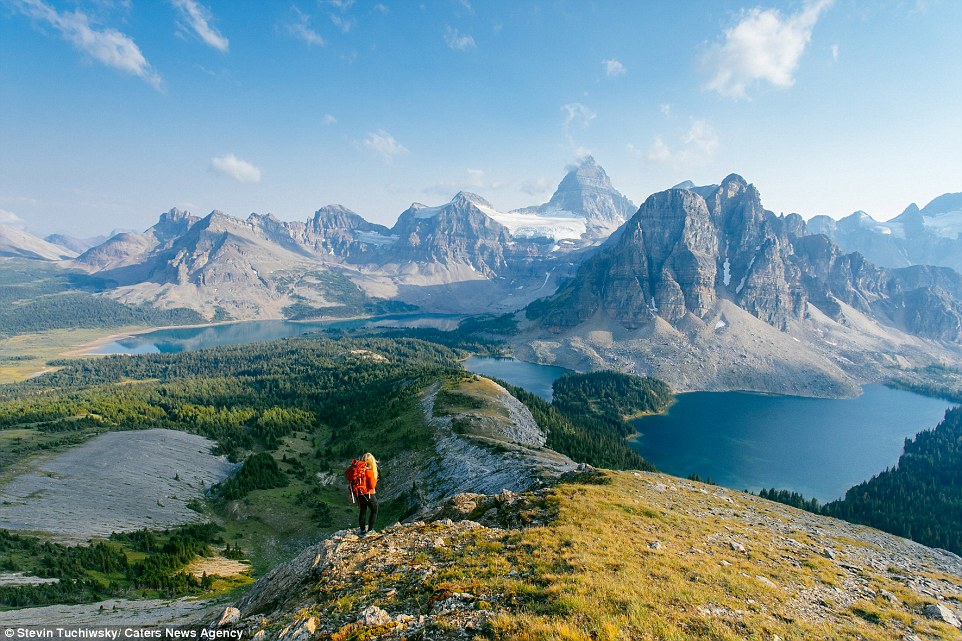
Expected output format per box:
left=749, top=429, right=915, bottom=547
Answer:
left=386, top=193, right=515, bottom=277
left=523, top=175, right=962, bottom=394
left=530, top=174, right=962, bottom=343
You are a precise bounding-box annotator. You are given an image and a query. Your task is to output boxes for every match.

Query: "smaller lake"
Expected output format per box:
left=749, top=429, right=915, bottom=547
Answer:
left=462, top=356, right=571, bottom=400
left=93, top=314, right=462, bottom=355
left=630, top=385, right=953, bottom=503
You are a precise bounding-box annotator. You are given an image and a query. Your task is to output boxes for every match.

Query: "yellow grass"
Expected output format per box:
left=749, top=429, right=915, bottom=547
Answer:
left=0, top=326, right=147, bottom=384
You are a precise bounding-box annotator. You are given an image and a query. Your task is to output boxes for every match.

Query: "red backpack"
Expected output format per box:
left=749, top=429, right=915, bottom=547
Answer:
left=346, top=459, right=368, bottom=496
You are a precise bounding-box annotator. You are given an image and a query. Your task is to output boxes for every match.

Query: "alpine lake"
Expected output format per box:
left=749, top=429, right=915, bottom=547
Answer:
left=95, top=317, right=954, bottom=503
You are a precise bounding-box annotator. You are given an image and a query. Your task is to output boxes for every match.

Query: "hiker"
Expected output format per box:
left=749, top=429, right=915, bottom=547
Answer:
left=345, top=452, right=379, bottom=535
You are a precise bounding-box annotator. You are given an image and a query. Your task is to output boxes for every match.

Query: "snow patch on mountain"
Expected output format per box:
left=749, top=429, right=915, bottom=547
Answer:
left=922, top=208, right=962, bottom=239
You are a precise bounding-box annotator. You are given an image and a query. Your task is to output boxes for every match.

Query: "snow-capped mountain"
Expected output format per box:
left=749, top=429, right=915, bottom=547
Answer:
left=808, top=192, right=962, bottom=272
left=510, top=156, right=637, bottom=243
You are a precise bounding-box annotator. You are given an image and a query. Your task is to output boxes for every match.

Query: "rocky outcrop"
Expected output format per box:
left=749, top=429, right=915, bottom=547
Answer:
left=411, top=382, right=575, bottom=506
left=203, top=471, right=962, bottom=640
left=530, top=189, right=717, bottom=329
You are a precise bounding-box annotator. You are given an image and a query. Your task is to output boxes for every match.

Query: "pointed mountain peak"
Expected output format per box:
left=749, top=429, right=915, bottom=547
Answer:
left=720, top=174, right=749, bottom=191
left=452, top=191, right=494, bottom=209
left=899, top=203, right=921, bottom=217
left=672, top=180, right=696, bottom=190
left=557, top=156, right=613, bottom=192
left=577, top=154, right=597, bottom=168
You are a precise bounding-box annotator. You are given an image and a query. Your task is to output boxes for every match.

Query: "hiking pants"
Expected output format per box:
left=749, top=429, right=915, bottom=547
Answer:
left=358, top=493, right=378, bottom=532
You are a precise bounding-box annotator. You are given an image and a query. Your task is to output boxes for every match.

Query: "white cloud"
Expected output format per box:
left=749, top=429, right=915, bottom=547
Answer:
left=562, top=103, right=596, bottom=131
left=322, top=113, right=337, bottom=125
left=646, top=119, right=719, bottom=168
left=466, top=168, right=485, bottom=187
left=330, top=13, right=355, bottom=33
left=704, top=0, right=833, bottom=99
left=0, top=209, right=24, bottom=226
left=521, top=177, right=550, bottom=196
left=561, top=103, right=596, bottom=156
left=13, top=0, right=162, bottom=88
left=602, top=58, right=626, bottom=77
left=646, top=137, right=672, bottom=163
left=211, top=154, right=262, bottom=183
left=364, top=130, right=408, bottom=161
left=444, top=26, right=476, bottom=50
left=171, top=0, right=229, bottom=53
left=285, top=7, right=325, bottom=46
left=660, top=103, right=672, bottom=117
left=831, top=43, right=839, bottom=61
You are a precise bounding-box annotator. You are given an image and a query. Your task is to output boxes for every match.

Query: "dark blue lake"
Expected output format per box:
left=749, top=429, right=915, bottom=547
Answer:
left=630, top=386, right=952, bottom=502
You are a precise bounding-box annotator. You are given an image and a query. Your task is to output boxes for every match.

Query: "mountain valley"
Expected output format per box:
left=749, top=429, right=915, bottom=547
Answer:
left=2, top=162, right=962, bottom=636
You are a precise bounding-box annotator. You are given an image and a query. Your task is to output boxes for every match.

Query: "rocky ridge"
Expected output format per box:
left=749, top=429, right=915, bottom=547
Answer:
left=203, top=470, right=962, bottom=640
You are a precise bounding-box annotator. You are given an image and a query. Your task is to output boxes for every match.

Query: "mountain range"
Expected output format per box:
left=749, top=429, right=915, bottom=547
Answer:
left=3, top=158, right=961, bottom=396
left=809, top=193, right=962, bottom=272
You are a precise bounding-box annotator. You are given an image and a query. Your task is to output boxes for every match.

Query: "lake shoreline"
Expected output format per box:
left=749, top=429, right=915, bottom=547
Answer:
left=62, top=312, right=439, bottom=357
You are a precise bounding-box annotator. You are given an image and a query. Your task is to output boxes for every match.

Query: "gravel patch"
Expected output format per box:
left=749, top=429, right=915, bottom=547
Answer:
left=0, top=429, right=236, bottom=543
left=0, top=597, right=221, bottom=626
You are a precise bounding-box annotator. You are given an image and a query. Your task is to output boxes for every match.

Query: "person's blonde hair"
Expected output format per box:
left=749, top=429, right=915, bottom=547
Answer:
left=363, top=452, right=378, bottom=481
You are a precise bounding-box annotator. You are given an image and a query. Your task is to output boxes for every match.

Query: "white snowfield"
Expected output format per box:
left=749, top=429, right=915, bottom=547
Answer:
left=922, top=208, right=962, bottom=239
left=484, top=207, right=587, bottom=241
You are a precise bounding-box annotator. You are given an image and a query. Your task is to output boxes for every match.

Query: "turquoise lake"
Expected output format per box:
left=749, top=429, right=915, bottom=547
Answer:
left=629, top=386, right=951, bottom=502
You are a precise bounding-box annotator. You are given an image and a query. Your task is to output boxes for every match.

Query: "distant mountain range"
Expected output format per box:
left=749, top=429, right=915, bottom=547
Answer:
left=809, top=193, right=962, bottom=272
left=2, top=159, right=960, bottom=395
left=44, top=157, right=634, bottom=318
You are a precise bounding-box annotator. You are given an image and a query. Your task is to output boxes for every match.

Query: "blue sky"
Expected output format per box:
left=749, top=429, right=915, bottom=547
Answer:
left=1, top=0, right=959, bottom=236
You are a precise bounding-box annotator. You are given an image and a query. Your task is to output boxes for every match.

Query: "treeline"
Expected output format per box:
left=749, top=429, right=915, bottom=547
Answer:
left=0, top=523, right=229, bottom=607
left=0, top=336, right=463, bottom=460
left=0, top=292, right=203, bottom=337
left=0, top=259, right=200, bottom=337
left=214, top=452, right=288, bottom=500
left=886, top=365, right=962, bottom=404
left=279, top=268, right=418, bottom=321
left=552, top=371, right=673, bottom=423
left=758, top=406, right=962, bottom=555
left=499, top=370, right=672, bottom=472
